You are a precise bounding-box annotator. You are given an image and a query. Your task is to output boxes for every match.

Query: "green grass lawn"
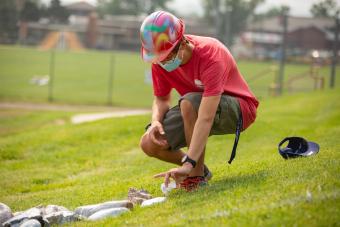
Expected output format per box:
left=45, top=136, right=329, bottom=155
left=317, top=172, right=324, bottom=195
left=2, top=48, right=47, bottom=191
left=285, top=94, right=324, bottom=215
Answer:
left=0, top=89, right=339, bottom=226
left=1, top=45, right=339, bottom=107
left=0, top=45, right=154, bottom=107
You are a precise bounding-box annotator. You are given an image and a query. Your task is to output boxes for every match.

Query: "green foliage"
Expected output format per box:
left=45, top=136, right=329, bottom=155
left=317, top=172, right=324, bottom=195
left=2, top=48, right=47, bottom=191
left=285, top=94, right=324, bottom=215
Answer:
left=146, top=0, right=169, bottom=14
left=20, top=0, right=41, bottom=22
left=97, top=0, right=171, bottom=16
left=0, top=89, right=339, bottom=226
left=106, top=0, right=140, bottom=15
left=0, top=0, right=18, bottom=44
left=310, top=0, right=340, bottom=18
left=254, top=5, right=290, bottom=21
left=203, top=0, right=264, bottom=45
left=48, top=0, right=70, bottom=23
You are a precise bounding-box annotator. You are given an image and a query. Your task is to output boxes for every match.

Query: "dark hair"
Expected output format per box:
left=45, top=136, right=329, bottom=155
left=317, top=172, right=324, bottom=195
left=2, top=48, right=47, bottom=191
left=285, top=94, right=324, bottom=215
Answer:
left=171, top=40, right=181, bottom=54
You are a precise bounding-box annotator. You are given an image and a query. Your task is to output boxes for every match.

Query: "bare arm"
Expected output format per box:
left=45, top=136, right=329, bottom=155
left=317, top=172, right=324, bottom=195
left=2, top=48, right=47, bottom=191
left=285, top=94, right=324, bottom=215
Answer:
left=187, top=95, right=221, bottom=161
left=151, top=94, right=171, bottom=124
left=146, top=94, right=171, bottom=147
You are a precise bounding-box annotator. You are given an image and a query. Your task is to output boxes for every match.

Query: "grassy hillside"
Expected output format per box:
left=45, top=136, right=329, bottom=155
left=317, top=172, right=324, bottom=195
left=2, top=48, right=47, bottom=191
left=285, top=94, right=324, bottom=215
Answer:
left=1, top=45, right=338, bottom=107
left=0, top=89, right=339, bottom=226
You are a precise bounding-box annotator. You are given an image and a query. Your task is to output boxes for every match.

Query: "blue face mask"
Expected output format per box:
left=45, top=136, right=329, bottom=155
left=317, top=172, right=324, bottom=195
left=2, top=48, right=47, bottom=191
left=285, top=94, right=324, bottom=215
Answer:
left=158, top=50, right=182, bottom=72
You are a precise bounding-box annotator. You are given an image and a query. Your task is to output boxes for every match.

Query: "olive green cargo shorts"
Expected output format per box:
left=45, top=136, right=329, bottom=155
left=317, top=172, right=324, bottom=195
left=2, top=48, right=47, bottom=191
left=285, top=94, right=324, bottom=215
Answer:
left=160, top=92, right=242, bottom=151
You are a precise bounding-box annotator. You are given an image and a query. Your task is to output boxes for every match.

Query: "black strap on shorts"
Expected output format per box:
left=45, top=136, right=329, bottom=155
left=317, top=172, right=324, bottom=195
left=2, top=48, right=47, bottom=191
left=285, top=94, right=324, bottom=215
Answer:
left=228, top=114, right=243, bottom=164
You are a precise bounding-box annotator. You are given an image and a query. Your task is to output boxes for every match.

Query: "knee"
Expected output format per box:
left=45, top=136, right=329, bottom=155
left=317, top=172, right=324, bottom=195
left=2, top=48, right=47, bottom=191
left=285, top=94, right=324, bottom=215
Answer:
left=180, top=99, right=196, bottom=120
left=139, top=134, right=157, bottom=157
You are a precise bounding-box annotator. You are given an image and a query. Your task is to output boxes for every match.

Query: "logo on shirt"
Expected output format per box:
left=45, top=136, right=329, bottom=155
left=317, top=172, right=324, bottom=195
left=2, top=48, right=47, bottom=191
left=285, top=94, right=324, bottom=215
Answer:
left=194, top=79, right=204, bottom=89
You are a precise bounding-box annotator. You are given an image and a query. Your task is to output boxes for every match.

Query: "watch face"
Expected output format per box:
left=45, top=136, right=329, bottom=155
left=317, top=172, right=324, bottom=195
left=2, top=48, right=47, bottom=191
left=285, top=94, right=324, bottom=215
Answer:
left=181, top=155, right=187, bottom=163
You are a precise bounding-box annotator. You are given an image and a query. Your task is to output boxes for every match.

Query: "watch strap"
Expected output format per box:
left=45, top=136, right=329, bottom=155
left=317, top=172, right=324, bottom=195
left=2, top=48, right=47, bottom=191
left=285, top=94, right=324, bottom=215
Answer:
left=182, top=155, right=196, bottom=168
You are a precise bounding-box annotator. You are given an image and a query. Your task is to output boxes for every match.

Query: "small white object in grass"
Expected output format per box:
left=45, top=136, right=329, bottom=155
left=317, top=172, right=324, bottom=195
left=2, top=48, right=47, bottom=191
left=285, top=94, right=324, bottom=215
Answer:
left=161, top=181, right=176, bottom=195
left=306, top=190, right=312, bottom=202
left=30, top=75, right=49, bottom=86
left=141, top=197, right=166, bottom=207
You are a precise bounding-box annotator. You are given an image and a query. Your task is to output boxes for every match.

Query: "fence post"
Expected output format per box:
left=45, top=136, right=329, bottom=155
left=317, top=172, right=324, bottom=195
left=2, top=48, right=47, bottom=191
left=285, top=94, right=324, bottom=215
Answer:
left=48, top=49, right=55, bottom=102
left=107, top=53, right=114, bottom=105
left=330, top=13, right=339, bottom=89
left=277, top=13, right=288, bottom=95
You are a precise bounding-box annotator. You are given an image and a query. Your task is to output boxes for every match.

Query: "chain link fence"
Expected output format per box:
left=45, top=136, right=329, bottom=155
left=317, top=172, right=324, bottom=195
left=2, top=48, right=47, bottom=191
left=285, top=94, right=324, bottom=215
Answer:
left=0, top=45, right=154, bottom=108
left=0, top=45, right=338, bottom=108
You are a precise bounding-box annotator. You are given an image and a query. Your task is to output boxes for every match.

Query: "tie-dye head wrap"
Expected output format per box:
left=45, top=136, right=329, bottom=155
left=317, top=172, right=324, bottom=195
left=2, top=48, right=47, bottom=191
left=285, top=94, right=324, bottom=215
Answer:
left=140, top=11, right=185, bottom=63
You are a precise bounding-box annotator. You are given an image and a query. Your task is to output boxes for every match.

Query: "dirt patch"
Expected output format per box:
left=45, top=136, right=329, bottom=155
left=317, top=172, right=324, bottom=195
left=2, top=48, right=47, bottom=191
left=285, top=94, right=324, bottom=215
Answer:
left=71, top=110, right=151, bottom=124
left=0, top=102, right=151, bottom=124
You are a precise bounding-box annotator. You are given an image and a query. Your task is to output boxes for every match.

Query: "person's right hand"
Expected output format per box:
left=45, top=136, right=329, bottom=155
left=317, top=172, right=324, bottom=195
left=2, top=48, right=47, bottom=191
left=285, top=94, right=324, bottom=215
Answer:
left=147, top=121, right=168, bottom=147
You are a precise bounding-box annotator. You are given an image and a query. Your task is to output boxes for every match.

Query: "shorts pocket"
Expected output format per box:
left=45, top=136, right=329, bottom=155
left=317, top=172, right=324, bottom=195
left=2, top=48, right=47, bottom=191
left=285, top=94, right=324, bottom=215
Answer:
left=211, top=96, right=240, bottom=135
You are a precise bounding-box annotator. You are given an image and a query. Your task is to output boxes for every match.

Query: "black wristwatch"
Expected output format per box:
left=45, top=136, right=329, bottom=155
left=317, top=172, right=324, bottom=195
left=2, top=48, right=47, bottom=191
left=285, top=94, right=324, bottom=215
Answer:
left=181, top=155, right=196, bottom=168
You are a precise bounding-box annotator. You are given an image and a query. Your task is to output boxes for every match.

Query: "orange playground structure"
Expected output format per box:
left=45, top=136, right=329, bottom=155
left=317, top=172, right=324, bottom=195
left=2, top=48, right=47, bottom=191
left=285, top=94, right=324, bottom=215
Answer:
left=39, top=31, right=84, bottom=50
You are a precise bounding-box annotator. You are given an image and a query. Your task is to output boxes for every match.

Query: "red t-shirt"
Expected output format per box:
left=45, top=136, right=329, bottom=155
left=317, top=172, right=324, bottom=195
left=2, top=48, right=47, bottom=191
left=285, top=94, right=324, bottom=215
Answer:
left=151, top=35, right=259, bottom=130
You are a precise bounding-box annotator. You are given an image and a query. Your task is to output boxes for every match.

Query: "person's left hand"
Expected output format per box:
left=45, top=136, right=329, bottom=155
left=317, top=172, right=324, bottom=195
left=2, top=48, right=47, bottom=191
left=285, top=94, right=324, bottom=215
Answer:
left=154, top=163, right=193, bottom=187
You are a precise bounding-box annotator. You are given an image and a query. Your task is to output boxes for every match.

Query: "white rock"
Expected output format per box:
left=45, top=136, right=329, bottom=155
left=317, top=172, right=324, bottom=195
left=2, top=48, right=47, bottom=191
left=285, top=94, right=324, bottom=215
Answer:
left=4, top=205, right=68, bottom=226
left=20, top=208, right=42, bottom=217
left=128, top=188, right=152, bottom=200
left=161, top=181, right=177, bottom=195
left=19, top=219, right=41, bottom=227
left=3, top=208, right=42, bottom=227
left=44, top=210, right=81, bottom=225
left=0, top=203, right=13, bottom=225
left=141, top=197, right=166, bottom=207
left=74, top=200, right=133, bottom=218
left=13, top=212, right=23, bottom=216
left=88, top=208, right=129, bottom=221
left=128, top=188, right=153, bottom=205
left=42, top=205, right=69, bottom=216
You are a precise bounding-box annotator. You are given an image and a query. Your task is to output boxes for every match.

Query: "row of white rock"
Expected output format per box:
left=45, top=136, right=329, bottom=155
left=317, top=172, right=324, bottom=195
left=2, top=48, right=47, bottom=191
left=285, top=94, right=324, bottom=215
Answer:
left=0, top=188, right=166, bottom=227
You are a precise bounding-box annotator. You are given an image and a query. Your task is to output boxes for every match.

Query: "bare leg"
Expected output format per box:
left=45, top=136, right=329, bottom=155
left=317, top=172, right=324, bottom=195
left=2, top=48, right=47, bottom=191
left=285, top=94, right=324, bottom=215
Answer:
left=180, top=99, right=205, bottom=177
left=139, top=132, right=185, bottom=165
left=151, top=148, right=185, bottom=165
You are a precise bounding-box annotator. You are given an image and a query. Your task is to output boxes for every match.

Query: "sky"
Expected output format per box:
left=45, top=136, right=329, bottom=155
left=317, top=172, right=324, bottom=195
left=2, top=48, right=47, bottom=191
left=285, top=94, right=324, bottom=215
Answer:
left=41, top=0, right=340, bottom=17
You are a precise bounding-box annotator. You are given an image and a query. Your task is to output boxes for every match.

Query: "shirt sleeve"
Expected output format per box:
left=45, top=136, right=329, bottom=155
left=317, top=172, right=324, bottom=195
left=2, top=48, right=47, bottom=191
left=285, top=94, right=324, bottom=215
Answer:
left=151, top=64, right=172, bottom=97
left=201, top=60, right=229, bottom=97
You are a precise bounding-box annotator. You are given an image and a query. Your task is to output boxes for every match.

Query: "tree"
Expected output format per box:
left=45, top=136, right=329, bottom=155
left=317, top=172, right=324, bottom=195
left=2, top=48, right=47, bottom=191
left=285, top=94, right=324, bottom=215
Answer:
left=97, top=0, right=172, bottom=16
left=20, top=0, right=41, bottom=22
left=253, top=5, right=290, bottom=21
left=311, top=0, right=339, bottom=18
left=18, top=1, right=41, bottom=44
left=311, top=0, right=340, bottom=89
left=144, top=0, right=169, bottom=14
left=203, top=0, right=264, bottom=46
left=0, top=0, right=18, bottom=44
left=48, top=0, right=70, bottom=23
